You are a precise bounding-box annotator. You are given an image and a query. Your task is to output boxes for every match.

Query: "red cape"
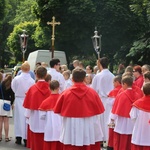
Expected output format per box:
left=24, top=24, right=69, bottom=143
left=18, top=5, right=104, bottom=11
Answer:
left=133, top=95, right=150, bottom=112
left=118, top=83, right=143, bottom=97
left=108, top=85, right=122, bottom=98
left=54, top=83, right=105, bottom=117
left=133, top=75, right=144, bottom=88
left=23, top=81, right=51, bottom=110
left=39, top=94, right=60, bottom=111
left=112, top=89, right=142, bottom=118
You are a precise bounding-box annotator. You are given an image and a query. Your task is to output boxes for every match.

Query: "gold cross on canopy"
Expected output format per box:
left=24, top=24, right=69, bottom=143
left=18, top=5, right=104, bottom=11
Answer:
left=47, top=16, right=60, bottom=58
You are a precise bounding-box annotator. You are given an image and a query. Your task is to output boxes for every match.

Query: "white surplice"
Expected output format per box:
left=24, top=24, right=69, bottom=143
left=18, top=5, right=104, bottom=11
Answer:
left=130, top=107, right=150, bottom=146
left=59, top=115, right=103, bottom=146
left=39, top=111, right=62, bottom=141
left=11, top=73, right=35, bottom=139
left=91, top=69, right=114, bottom=141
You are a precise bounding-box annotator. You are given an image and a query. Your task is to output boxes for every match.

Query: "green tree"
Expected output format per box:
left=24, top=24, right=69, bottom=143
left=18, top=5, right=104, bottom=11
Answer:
left=127, top=0, right=150, bottom=64
left=34, top=0, right=145, bottom=71
left=0, top=0, right=6, bottom=68
left=10, top=0, right=37, bottom=25
left=7, top=21, right=40, bottom=64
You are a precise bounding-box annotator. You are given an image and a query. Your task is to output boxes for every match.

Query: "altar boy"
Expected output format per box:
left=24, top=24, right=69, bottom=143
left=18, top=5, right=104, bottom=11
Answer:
left=130, top=82, right=150, bottom=150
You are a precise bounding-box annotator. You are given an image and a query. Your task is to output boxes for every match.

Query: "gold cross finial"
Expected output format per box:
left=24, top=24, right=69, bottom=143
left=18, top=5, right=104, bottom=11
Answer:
left=47, top=16, right=60, bottom=58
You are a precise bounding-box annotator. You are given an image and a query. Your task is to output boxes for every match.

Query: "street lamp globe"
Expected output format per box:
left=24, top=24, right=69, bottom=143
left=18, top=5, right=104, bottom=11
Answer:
left=91, top=27, right=102, bottom=59
left=19, top=30, right=29, bottom=62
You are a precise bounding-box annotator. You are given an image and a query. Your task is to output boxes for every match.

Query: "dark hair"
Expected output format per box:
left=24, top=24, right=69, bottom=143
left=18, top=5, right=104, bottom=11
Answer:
left=121, top=76, right=133, bottom=87
left=100, top=57, right=109, bottom=68
left=86, top=65, right=93, bottom=72
left=72, top=68, right=86, bottom=82
left=45, top=74, right=52, bottom=82
left=144, top=71, right=150, bottom=80
left=36, top=62, right=41, bottom=66
left=50, top=80, right=60, bottom=91
left=3, top=75, right=12, bottom=90
left=114, top=75, right=122, bottom=84
left=36, top=66, right=47, bottom=79
left=143, top=82, right=150, bottom=95
left=49, top=58, right=60, bottom=68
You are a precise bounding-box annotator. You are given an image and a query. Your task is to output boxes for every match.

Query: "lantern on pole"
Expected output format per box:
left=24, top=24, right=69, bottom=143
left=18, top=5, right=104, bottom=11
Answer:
left=19, top=30, right=29, bottom=62
left=91, top=27, right=102, bottom=59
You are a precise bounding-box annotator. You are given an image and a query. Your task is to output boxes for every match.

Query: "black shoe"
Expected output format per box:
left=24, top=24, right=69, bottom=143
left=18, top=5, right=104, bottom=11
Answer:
left=15, top=137, right=22, bottom=145
left=107, top=146, right=113, bottom=150
left=23, top=139, right=27, bottom=147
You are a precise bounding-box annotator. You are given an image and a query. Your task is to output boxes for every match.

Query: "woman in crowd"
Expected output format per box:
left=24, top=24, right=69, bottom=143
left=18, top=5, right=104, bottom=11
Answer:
left=0, top=74, right=14, bottom=142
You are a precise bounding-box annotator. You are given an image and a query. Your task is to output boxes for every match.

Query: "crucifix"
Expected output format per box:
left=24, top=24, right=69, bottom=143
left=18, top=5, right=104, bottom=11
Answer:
left=47, top=16, right=60, bottom=58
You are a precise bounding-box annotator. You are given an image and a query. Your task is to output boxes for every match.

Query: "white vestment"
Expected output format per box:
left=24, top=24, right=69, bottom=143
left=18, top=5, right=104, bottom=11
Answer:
left=130, top=107, right=150, bottom=146
left=64, top=79, right=73, bottom=90
left=11, top=73, right=35, bottom=139
left=25, top=109, right=45, bottom=133
left=91, top=69, right=114, bottom=141
left=59, top=115, right=103, bottom=146
left=110, top=113, right=134, bottom=134
left=39, top=111, right=62, bottom=141
left=48, top=68, right=65, bottom=93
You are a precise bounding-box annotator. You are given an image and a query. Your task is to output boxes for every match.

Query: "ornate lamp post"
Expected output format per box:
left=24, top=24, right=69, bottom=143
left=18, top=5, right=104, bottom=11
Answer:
left=19, top=30, right=29, bottom=62
left=91, top=27, right=102, bottom=59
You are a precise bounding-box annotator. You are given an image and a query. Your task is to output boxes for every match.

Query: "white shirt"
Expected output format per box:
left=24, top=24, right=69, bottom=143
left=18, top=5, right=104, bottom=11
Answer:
left=91, top=69, right=114, bottom=98
left=64, top=79, right=73, bottom=90
left=48, top=68, right=65, bottom=93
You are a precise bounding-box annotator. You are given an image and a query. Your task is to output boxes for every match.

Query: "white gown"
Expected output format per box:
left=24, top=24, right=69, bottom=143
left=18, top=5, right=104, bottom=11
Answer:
left=39, top=110, right=62, bottom=141
left=91, top=69, right=114, bottom=141
left=11, top=72, right=35, bottom=139
left=130, top=107, right=150, bottom=146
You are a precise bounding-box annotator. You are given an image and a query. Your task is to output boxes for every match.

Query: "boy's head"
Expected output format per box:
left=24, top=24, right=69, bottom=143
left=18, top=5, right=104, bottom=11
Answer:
left=142, top=64, right=150, bottom=74
left=72, top=68, right=86, bottom=83
left=122, top=72, right=133, bottom=78
left=36, top=66, right=47, bottom=79
left=50, top=80, right=60, bottom=92
left=63, top=70, right=71, bottom=80
left=73, top=60, right=79, bottom=68
left=21, top=61, right=30, bottom=72
left=49, top=58, right=60, bottom=71
left=100, top=57, right=109, bottom=69
left=143, top=82, right=150, bottom=95
left=113, top=75, right=122, bottom=88
left=125, top=66, right=133, bottom=74
left=84, top=74, right=92, bottom=85
left=143, top=71, right=150, bottom=83
left=45, top=74, right=52, bottom=83
left=121, top=76, right=133, bottom=90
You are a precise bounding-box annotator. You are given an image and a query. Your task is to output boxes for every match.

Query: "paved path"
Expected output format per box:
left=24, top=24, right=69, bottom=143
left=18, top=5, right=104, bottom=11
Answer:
left=0, top=117, right=105, bottom=150
left=0, top=118, right=28, bottom=150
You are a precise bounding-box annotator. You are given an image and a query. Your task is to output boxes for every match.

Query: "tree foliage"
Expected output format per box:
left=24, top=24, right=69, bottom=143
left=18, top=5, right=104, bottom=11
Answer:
left=3, top=0, right=150, bottom=68
left=7, top=21, right=40, bottom=64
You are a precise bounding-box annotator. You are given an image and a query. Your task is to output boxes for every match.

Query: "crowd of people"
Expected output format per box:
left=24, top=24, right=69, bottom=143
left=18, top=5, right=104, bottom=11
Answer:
left=0, top=57, right=150, bottom=150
